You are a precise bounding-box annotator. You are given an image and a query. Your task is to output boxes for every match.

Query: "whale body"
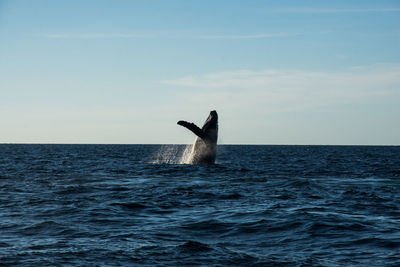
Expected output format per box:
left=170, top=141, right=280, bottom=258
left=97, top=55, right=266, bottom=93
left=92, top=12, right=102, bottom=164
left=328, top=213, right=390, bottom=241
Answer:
left=177, top=110, right=218, bottom=164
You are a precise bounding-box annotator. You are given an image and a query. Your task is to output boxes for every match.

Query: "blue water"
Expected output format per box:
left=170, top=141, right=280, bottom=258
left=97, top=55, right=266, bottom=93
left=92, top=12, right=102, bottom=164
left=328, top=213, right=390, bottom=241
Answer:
left=0, top=144, right=399, bottom=266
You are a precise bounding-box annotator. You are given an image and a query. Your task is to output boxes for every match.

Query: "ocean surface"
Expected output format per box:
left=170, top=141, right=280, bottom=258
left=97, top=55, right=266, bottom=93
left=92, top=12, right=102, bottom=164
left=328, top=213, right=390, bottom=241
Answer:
left=0, top=144, right=399, bottom=266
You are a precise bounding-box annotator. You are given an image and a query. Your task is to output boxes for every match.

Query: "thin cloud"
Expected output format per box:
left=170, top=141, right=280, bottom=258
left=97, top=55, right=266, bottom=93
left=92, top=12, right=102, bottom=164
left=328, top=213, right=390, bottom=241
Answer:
left=270, top=7, right=400, bottom=14
left=197, top=32, right=297, bottom=39
left=37, top=31, right=300, bottom=40
left=162, top=64, right=400, bottom=113
left=38, top=33, right=163, bottom=39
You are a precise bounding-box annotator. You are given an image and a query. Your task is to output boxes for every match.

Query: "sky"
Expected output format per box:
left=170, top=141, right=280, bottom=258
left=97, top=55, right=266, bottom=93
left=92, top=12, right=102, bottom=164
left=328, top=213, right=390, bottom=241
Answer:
left=0, top=0, right=399, bottom=145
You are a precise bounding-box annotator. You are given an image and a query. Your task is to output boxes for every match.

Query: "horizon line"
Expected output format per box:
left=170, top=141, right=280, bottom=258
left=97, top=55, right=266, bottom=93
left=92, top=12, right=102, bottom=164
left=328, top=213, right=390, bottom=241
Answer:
left=1, top=143, right=399, bottom=146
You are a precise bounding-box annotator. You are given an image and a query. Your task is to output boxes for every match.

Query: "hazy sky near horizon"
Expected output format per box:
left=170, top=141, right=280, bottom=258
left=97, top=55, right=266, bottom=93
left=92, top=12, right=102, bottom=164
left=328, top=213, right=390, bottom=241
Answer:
left=1, top=0, right=399, bottom=144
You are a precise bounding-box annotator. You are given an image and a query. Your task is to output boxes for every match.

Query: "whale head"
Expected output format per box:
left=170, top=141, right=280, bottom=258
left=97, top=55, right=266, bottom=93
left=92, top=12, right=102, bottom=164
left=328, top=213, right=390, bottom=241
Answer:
left=202, top=110, right=218, bottom=142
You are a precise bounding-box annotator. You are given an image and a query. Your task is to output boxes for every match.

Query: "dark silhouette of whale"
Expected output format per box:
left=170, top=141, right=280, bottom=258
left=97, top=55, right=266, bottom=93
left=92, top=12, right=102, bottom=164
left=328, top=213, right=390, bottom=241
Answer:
left=177, top=110, right=218, bottom=164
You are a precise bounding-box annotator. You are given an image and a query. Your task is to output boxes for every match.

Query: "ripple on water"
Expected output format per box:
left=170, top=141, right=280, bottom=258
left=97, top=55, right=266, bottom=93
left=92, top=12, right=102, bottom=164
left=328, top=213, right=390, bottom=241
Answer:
left=0, top=144, right=399, bottom=266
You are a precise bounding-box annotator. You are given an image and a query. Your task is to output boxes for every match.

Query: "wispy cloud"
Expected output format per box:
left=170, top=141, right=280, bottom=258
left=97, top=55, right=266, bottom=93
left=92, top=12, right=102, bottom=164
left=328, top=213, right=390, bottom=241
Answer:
left=37, top=31, right=299, bottom=40
left=162, top=64, right=400, bottom=113
left=197, top=32, right=297, bottom=39
left=270, top=7, right=400, bottom=14
left=38, top=33, right=165, bottom=39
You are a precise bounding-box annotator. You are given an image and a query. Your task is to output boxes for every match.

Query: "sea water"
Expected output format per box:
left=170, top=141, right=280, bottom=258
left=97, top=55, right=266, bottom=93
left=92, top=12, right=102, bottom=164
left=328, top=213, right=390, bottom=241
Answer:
left=0, top=144, right=399, bottom=266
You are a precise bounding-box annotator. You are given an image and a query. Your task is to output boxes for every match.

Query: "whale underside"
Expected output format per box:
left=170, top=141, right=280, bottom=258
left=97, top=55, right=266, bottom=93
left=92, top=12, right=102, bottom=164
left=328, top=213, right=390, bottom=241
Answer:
left=177, top=110, right=218, bottom=164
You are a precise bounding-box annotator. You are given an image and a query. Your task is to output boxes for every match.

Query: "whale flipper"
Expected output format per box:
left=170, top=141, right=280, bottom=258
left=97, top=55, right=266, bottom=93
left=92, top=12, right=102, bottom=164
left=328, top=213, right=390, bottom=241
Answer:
left=177, top=121, right=205, bottom=139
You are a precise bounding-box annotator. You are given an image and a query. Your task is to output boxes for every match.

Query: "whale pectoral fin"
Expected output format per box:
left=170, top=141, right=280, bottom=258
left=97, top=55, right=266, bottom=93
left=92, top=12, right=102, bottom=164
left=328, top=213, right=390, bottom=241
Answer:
left=177, top=121, right=205, bottom=139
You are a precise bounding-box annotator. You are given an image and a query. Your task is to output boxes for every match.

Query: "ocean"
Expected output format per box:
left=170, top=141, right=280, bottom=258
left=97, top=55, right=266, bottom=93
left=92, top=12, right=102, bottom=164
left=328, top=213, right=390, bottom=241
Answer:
left=0, top=144, right=399, bottom=266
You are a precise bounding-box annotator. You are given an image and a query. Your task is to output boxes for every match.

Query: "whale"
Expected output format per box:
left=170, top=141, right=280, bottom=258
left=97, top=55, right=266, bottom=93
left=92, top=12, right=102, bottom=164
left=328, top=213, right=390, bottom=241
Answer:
left=177, top=110, right=218, bottom=164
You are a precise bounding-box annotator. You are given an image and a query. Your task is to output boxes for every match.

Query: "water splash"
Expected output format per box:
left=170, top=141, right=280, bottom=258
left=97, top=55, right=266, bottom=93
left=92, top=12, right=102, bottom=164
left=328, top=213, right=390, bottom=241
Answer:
left=150, top=145, right=192, bottom=164
left=179, top=145, right=193, bottom=164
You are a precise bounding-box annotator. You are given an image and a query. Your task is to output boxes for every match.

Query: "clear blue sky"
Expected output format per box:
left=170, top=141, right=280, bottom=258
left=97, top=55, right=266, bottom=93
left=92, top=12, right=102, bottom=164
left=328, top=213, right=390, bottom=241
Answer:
left=1, top=0, right=399, bottom=144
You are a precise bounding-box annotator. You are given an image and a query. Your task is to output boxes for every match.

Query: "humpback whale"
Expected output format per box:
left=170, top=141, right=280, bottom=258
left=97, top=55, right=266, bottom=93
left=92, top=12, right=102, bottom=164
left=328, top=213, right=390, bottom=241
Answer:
left=177, top=110, right=218, bottom=164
